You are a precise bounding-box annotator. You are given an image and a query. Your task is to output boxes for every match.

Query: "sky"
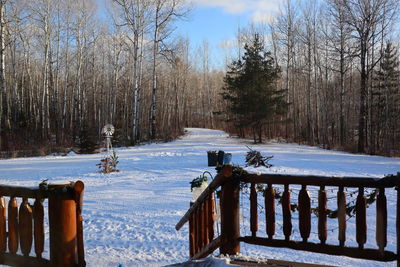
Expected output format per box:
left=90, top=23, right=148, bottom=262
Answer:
left=176, top=0, right=282, bottom=68
left=98, top=0, right=282, bottom=69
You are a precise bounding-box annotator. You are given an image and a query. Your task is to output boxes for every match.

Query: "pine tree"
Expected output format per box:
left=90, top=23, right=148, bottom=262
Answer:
left=78, top=124, right=98, bottom=154
left=222, top=34, right=287, bottom=143
left=372, top=42, right=400, bottom=154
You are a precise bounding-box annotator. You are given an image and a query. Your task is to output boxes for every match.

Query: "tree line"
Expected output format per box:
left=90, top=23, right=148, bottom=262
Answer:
left=0, top=0, right=399, bottom=157
left=0, top=0, right=225, bottom=153
left=223, top=0, right=400, bottom=156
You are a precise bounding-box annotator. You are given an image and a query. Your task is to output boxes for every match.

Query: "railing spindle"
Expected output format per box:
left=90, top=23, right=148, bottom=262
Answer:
left=337, top=186, right=346, bottom=247
left=282, top=184, right=292, bottom=241
left=8, top=197, right=19, bottom=254
left=318, top=186, right=327, bottom=244
left=196, top=207, right=201, bottom=254
left=0, top=197, right=6, bottom=253
left=356, top=187, right=367, bottom=249
left=298, top=185, right=311, bottom=242
left=376, top=187, right=387, bottom=255
left=193, top=210, right=198, bottom=255
left=201, top=203, right=206, bottom=249
left=396, top=183, right=400, bottom=266
left=265, top=184, right=275, bottom=239
left=201, top=202, right=206, bottom=248
left=250, top=183, right=258, bottom=237
left=203, top=200, right=209, bottom=245
left=33, top=198, right=44, bottom=258
left=189, top=203, right=195, bottom=257
left=19, top=198, right=33, bottom=256
left=208, top=195, right=214, bottom=242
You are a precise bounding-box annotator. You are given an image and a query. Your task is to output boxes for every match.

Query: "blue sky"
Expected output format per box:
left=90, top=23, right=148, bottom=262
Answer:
left=97, top=0, right=282, bottom=68
left=176, top=6, right=247, bottom=50
left=176, top=0, right=281, bottom=68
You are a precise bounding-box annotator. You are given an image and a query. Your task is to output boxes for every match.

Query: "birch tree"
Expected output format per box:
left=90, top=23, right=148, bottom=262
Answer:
left=112, top=0, right=150, bottom=144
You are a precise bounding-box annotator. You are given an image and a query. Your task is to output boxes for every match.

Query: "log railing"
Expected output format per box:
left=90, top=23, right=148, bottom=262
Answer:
left=175, top=166, right=234, bottom=259
left=0, top=181, right=85, bottom=267
left=176, top=165, right=400, bottom=266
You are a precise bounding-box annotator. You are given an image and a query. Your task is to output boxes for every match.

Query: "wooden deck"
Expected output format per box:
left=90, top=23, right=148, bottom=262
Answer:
left=232, top=258, right=337, bottom=267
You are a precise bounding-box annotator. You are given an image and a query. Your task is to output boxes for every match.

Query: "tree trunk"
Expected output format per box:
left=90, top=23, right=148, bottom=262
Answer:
left=358, top=40, right=367, bottom=153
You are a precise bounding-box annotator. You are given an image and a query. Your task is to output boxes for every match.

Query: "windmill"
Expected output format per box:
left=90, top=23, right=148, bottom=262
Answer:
left=101, top=124, right=115, bottom=155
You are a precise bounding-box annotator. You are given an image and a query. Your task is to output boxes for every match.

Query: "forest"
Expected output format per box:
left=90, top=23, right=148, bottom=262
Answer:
left=0, top=0, right=399, bottom=157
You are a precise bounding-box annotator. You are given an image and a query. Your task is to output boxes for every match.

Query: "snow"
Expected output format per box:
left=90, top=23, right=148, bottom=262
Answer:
left=0, top=128, right=399, bottom=266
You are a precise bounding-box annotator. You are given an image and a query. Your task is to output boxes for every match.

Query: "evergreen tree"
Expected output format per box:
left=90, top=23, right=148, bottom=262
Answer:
left=78, top=124, right=98, bottom=154
left=222, top=34, right=287, bottom=143
left=373, top=42, right=400, bottom=154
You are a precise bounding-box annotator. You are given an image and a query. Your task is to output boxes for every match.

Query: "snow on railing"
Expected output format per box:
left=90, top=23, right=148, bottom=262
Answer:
left=176, top=165, right=400, bottom=266
left=0, top=181, right=85, bottom=267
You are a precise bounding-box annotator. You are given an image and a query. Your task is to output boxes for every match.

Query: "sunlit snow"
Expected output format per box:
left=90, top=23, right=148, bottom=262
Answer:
left=0, top=128, right=399, bottom=266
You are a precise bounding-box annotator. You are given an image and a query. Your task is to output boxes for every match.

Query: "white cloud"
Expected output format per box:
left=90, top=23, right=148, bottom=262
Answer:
left=192, top=0, right=281, bottom=20
left=191, top=0, right=246, bottom=13
left=218, top=39, right=235, bottom=49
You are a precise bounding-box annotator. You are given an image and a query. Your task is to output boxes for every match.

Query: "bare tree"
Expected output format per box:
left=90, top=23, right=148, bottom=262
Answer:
left=324, top=0, right=353, bottom=146
left=0, top=0, right=6, bottom=149
left=149, top=0, right=187, bottom=140
left=340, top=0, right=398, bottom=152
left=112, top=0, right=150, bottom=144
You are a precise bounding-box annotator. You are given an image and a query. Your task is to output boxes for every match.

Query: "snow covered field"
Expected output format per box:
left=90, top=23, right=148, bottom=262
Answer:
left=0, top=128, right=400, bottom=267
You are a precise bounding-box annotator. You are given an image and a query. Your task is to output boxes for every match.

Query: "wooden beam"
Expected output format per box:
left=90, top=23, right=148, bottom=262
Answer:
left=0, top=253, right=50, bottom=267
left=0, top=186, right=47, bottom=199
left=239, top=236, right=397, bottom=262
left=191, top=236, right=222, bottom=260
left=242, top=173, right=399, bottom=188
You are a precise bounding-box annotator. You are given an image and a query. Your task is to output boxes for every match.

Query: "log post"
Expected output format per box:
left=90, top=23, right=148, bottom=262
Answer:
left=318, top=186, right=327, bottom=244
left=356, top=187, right=367, bottom=249
left=33, top=198, right=44, bottom=258
left=265, top=184, right=275, bottom=239
left=282, top=184, right=292, bottom=241
left=250, top=183, right=258, bottom=237
left=337, top=186, right=346, bottom=247
left=220, top=166, right=240, bottom=255
left=49, top=187, right=78, bottom=267
left=376, top=187, right=387, bottom=255
left=19, top=198, right=33, bottom=256
left=8, top=197, right=18, bottom=254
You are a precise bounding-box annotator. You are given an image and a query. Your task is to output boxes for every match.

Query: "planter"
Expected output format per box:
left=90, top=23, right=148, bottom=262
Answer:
left=207, top=151, right=218, bottom=166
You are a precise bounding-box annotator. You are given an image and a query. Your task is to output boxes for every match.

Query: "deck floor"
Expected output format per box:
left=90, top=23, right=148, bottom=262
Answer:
left=231, top=259, right=337, bottom=267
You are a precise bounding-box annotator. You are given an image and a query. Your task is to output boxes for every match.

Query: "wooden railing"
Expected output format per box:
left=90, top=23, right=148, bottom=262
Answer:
left=176, top=165, right=400, bottom=266
left=0, top=181, right=85, bottom=267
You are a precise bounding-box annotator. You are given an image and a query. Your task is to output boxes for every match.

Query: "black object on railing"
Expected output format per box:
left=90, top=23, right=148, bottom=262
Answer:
left=217, top=151, right=225, bottom=165
left=207, top=151, right=218, bottom=166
